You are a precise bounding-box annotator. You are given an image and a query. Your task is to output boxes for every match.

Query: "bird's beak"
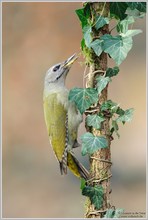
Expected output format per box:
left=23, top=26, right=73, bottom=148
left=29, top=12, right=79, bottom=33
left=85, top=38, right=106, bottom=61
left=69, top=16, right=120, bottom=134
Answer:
left=63, top=53, right=78, bottom=68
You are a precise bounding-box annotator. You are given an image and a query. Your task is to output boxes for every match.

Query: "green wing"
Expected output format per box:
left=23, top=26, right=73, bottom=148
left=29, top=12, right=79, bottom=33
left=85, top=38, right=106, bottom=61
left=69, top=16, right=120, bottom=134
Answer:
left=43, top=93, right=67, bottom=162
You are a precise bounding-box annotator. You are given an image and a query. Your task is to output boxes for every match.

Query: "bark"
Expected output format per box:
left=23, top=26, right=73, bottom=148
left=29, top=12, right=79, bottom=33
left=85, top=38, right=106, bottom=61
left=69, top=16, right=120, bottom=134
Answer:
left=85, top=3, right=112, bottom=218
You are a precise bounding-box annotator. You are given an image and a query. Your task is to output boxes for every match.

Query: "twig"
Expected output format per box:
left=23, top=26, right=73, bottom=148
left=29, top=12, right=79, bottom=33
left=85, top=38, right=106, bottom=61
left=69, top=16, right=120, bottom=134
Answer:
left=87, top=209, right=108, bottom=215
left=85, top=108, right=99, bottom=113
left=87, top=174, right=112, bottom=184
left=90, top=157, right=112, bottom=164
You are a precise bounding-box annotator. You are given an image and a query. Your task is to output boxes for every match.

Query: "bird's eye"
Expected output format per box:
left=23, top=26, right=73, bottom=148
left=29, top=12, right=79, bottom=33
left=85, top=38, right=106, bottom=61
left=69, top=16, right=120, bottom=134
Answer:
left=53, top=65, right=60, bottom=72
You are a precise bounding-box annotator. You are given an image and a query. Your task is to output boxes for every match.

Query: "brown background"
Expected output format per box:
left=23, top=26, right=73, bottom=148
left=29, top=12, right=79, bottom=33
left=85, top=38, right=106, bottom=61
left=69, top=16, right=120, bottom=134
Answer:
left=2, top=2, right=146, bottom=218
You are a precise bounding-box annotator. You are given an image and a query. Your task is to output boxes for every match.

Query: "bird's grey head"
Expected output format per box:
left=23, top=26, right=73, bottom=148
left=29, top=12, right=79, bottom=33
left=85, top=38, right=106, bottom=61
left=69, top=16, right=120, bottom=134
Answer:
left=45, top=54, right=77, bottom=86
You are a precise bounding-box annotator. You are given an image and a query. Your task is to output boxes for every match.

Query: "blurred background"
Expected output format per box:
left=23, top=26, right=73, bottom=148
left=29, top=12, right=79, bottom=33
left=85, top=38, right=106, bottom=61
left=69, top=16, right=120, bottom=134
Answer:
left=2, top=2, right=146, bottom=218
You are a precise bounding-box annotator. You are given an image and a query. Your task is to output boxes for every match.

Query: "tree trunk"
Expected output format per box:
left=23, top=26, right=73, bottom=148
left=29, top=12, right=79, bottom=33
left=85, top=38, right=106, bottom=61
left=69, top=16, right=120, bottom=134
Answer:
left=85, top=3, right=112, bottom=218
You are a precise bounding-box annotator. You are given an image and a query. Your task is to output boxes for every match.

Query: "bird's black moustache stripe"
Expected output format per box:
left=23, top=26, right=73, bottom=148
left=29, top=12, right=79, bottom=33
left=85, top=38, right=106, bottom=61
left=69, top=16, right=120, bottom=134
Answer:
left=56, top=71, right=64, bottom=81
left=48, top=70, right=65, bottom=84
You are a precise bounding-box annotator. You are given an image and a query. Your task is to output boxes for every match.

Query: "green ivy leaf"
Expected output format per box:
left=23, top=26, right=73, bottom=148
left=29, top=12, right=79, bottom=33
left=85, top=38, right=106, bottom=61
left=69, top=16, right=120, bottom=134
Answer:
left=105, top=66, right=119, bottom=77
left=86, top=114, right=105, bottom=129
left=68, top=88, right=98, bottom=114
left=75, top=8, right=88, bottom=28
left=90, top=39, right=103, bottom=56
left=75, top=4, right=91, bottom=28
left=111, top=120, right=120, bottom=138
left=113, top=208, right=124, bottom=218
left=101, top=34, right=133, bottom=65
left=83, top=25, right=92, bottom=48
left=110, top=2, right=128, bottom=20
left=127, top=2, right=146, bottom=13
left=95, top=15, right=109, bottom=30
left=80, top=178, right=86, bottom=190
left=117, top=16, right=135, bottom=34
left=81, top=38, right=85, bottom=50
left=125, top=8, right=145, bottom=18
left=103, top=209, right=115, bottom=218
left=97, top=76, right=111, bottom=94
left=116, top=107, right=125, bottom=116
left=116, top=108, right=134, bottom=123
left=81, top=132, right=108, bottom=156
left=82, top=185, right=104, bottom=209
left=100, top=100, right=119, bottom=115
left=120, top=29, right=142, bottom=38
left=103, top=208, right=124, bottom=218
left=83, top=3, right=91, bottom=18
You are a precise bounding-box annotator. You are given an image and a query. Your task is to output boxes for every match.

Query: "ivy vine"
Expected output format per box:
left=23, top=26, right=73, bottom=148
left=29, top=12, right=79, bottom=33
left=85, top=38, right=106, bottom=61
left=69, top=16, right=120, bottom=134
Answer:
left=68, top=2, right=146, bottom=218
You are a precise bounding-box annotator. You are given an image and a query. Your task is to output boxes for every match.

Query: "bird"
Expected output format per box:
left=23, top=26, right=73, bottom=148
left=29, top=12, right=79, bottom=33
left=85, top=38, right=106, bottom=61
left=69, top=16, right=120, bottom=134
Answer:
left=43, top=54, right=89, bottom=180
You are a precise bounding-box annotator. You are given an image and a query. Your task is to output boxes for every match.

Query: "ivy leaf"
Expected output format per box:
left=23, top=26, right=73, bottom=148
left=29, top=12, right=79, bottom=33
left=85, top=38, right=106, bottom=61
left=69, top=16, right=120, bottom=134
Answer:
left=81, top=38, right=85, bottom=50
left=105, top=66, right=119, bottom=77
left=101, top=34, right=133, bottom=65
left=83, top=25, right=92, bottom=48
left=81, top=132, right=108, bottom=156
left=90, top=39, right=103, bottom=56
left=75, top=4, right=91, bottom=28
left=111, top=120, right=120, bottom=138
left=68, top=88, right=98, bottom=114
left=83, top=3, right=91, bottom=18
left=127, top=2, right=146, bottom=13
left=82, top=185, right=104, bottom=209
left=113, top=208, right=124, bottom=218
left=117, top=16, right=135, bottom=34
left=101, top=100, right=120, bottom=116
left=80, top=178, right=86, bottom=190
left=120, top=29, right=142, bottom=38
left=75, top=8, right=88, bottom=28
left=86, top=114, right=105, bottom=129
left=116, top=107, right=125, bottom=116
left=103, top=209, right=115, bottom=218
left=116, top=108, right=134, bottom=123
left=110, top=2, right=128, bottom=20
left=95, top=15, right=109, bottom=30
left=103, top=208, right=124, bottom=218
left=97, top=76, right=111, bottom=94
left=125, top=7, right=145, bottom=18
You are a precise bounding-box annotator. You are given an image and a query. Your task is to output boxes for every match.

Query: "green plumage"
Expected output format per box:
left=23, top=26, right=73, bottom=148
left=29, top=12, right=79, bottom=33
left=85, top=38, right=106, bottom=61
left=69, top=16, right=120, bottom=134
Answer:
left=44, top=93, right=66, bottom=162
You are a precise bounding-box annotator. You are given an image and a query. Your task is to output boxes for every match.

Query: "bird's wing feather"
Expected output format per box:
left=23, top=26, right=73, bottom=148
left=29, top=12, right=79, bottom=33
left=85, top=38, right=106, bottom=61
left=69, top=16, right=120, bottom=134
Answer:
left=43, top=93, right=67, bottom=164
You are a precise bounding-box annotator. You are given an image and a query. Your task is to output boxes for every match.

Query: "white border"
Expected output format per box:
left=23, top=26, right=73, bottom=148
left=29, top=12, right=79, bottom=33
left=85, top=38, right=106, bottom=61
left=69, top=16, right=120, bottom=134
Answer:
left=0, top=1, right=147, bottom=220
left=0, top=1, right=2, bottom=219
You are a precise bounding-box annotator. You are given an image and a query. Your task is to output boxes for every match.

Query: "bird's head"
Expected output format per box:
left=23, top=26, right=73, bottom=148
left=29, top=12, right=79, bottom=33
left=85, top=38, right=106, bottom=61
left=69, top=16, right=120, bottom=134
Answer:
left=45, top=54, right=78, bottom=86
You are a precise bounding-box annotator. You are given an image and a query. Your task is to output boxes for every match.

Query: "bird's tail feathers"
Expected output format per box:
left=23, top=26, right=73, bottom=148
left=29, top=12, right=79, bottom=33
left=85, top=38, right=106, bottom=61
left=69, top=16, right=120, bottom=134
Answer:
left=59, top=151, right=89, bottom=180
left=59, top=161, right=66, bottom=175
left=69, top=152, right=89, bottom=180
